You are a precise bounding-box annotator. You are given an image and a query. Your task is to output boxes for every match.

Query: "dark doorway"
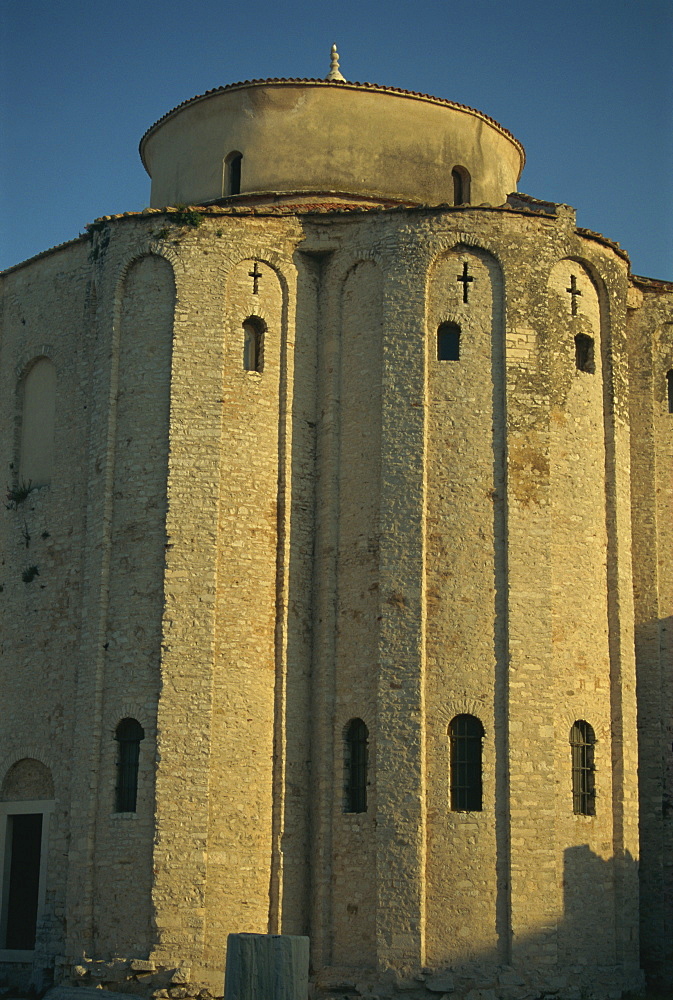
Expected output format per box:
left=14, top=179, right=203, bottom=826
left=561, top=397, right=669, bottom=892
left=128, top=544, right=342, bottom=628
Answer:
left=4, top=813, right=42, bottom=949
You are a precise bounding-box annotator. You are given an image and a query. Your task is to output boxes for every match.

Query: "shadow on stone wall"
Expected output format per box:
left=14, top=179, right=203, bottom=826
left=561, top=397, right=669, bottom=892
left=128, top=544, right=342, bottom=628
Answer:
left=314, top=846, right=644, bottom=998
left=310, top=847, right=645, bottom=999
left=634, top=615, right=673, bottom=991
left=561, top=845, right=633, bottom=970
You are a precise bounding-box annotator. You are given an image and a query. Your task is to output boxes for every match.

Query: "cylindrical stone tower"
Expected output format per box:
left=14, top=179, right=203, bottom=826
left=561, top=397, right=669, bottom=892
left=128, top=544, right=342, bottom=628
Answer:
left=1, top=57, right=667, bottom=1000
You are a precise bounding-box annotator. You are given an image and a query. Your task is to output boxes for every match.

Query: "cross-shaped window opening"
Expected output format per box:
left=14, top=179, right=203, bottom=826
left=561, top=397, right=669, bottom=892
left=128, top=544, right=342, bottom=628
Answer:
left=457, top=262, right=474, bottom=303
left=566, top=274, right=582, bottom=316
left=248, top=261, right=262, bottom=295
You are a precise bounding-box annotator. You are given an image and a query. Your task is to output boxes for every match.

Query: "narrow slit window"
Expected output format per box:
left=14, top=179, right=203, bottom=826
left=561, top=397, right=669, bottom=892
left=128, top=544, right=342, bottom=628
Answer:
left=225, top=152, right=242, bottom=196
left=449, top=714, right=484, bottom=811
left=574, top=333, right=595, bottom=373
left=667, top=370, right=673, bottom=413
left=570, top=720, right=596, bottom=816
left=452, top=166, right=471, bottom=206
left=243, top=316, right=265, bottom=373
left=115, top=718, right=144, bottom=813
left=437, top=322, right=461, bottom=361
left=344, top=718, right=368, bottom=813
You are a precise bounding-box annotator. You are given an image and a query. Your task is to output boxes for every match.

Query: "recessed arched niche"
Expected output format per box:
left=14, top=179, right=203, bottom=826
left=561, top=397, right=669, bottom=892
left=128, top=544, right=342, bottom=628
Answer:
left=18, top=356, right=57, bottom=489
left=1, top=758, right=54, bottom=801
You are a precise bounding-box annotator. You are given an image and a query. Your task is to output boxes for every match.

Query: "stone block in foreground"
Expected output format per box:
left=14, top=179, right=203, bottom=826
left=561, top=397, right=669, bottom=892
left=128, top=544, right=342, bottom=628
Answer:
left=223, top=933, right=310, bottom=1000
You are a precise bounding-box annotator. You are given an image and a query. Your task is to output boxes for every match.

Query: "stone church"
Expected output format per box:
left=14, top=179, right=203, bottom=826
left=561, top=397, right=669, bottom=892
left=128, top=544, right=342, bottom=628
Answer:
left=1, top=51, right=672, bottom=1000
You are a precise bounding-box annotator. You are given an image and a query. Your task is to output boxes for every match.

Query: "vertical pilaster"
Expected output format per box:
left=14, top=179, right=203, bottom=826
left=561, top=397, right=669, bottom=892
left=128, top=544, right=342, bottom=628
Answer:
left=375, top=252, right=427, bottom=968
left=151, top=255, right=222, bottom=976
left=308, top=251, right=341, bottom=970
left=601, top=280, right=641, bottom=983
left=269, top=249, right=316, bottom=938
left=504, top=263, right=558, bottom=971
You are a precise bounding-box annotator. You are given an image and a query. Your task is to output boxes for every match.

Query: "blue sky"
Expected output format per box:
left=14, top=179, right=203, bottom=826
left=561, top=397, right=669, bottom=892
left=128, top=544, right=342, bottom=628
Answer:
left=1, top=0, right=671, bottom=278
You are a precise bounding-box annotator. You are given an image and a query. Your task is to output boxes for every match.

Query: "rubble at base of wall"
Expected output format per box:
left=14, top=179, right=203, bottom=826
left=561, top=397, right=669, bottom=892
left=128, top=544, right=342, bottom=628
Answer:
left=65, top=960, right=220, bottom=999
left=308, top=963, right=646, bottom=1000
left=0, top=962, right=33, bottom=993
left=52, top=958, right=646, bottom=1000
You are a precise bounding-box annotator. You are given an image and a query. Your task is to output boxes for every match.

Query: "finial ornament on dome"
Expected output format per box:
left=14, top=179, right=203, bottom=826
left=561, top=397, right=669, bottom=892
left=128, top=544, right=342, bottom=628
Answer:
left=326, top=43, right=346, bottom=82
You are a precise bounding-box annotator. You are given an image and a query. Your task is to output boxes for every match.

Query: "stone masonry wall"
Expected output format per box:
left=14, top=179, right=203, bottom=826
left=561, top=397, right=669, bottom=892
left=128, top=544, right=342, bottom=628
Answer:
left=337, top=259, right=382, bottom=965
left=0, top=240, right=91, bottom=985
left=424, top=246, right=502, bottom=968
left=0, top=200, right=664, bottom=1000
left=628, top=278, right=673, bottom=988
left=548, top=258, right=615, bottom=967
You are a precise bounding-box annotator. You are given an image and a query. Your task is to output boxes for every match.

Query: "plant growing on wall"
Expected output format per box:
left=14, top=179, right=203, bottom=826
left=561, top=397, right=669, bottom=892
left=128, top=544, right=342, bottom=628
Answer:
left=5, top=480, right=33, bottom=509
left=22, top=565, right=39, bottom=584
left=171, top=205, right=203, bottom=228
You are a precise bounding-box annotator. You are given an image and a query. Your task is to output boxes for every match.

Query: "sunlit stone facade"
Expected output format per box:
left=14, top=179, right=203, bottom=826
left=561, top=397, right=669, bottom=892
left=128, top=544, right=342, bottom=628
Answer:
left=1, top=74, right=672, bottom=1000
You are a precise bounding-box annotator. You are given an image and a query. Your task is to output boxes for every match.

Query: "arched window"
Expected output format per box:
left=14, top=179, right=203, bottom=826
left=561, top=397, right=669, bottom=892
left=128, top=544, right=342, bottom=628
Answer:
left=115, top=718, right=144, bottom=813
left=574, top=334, right=595, bottom=373
left=437, top=322, right=461, bottom=361
left=243, top=316, right=265, bottom=373
left=18, top=357, right=56, bottom=488
left=225, top=151, right=243, bottom=196
left=667, top=370, right=673, bottom=413
left=449, top=714, right=484, bottom=811
left=452, top=166, right=471, bottom=206
left=344, top=718, right=368, bottom=813
left=570, top=720, right=596, bottom=815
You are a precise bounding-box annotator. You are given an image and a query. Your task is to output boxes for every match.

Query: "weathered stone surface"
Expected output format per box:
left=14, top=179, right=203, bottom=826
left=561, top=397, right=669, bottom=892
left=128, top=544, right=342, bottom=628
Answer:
left=497, top=971, right=524, bottom=987
left=223, top=934, right=309, bottom=1000
left=424, top=974, right=454, bottom=993
left=90, top=960, right=129, bottom=982
left=132, top=960, right=158, bottom=973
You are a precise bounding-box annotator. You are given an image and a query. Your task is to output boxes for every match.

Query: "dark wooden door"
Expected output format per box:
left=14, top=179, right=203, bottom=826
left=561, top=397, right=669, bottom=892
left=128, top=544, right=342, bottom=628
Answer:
left=5, top=813, right=42, bottom=949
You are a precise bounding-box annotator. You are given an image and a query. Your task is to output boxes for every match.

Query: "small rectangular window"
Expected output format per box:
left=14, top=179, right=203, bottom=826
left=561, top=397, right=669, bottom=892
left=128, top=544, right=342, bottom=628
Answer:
left=438, top=323, right=461, bottom=361
left=574, top=334, right=595, bottom=374
left=115, top=718, right=144, bottom=813
left=344, top=719, right=368, bottom=813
